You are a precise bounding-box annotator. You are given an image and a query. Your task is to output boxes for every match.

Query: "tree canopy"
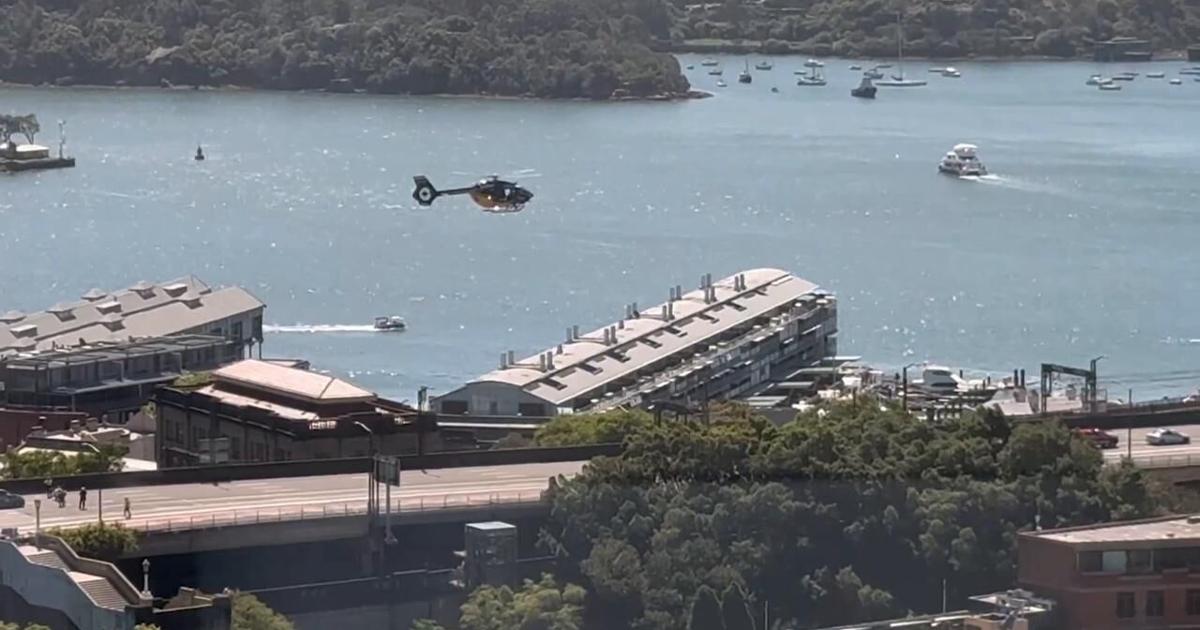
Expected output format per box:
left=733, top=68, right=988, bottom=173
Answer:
left=459, top=573, right=586, bottom=630
left=0, top=443, right=127, bottom=480
left=232, top=593, right=294, bottom=630
left=50, top=522, right=139, bottom=561
left=0, top=0, right=690, bottom=99
left=538, top=398, right=1177, bottom=629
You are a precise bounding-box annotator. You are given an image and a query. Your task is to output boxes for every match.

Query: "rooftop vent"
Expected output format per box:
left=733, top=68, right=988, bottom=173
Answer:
left=96, top=300, right=122, bottom=314
left=47, top=303, right=74, bottom=318
left=81, top=288, right=108, bottom=301
left=0, top=310, right=25, bottom=324
left=130, top=280, right=154, bottom=292
left=162, top=282, right=189, bottom=297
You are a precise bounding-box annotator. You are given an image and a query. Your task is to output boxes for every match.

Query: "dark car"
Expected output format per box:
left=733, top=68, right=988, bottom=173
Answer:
left=0, top=490, right=25, bottom=510
left=1075, top=427, right=1119, bottom=449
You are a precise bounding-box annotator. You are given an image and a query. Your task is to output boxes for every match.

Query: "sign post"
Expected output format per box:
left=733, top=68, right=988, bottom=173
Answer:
left=374, top=456, right=400, bottom=544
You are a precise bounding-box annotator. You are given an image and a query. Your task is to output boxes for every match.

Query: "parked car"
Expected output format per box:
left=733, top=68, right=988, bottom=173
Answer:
left=1074, top=427, right=1119, bottom=449
left=0, top=490, right=25, bottom=510
left=1146, top=428, right=1191, bottom=446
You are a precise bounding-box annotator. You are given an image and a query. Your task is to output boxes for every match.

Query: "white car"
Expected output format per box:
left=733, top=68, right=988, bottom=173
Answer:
left=1146, top=428, right=1191, bottom=446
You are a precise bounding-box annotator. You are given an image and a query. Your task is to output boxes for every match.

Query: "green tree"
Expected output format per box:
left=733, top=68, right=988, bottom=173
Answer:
left=0, top=624, right=53, bottom=630
left=50, top=523, right=138, bottom=561
left=721, top=583, right=755, bottom=630
left=459, top=574, right=584, bottom=630
left=409, top=621, right=444, bottom=630
left=134, top=625, right=163, bottom=630
left=232, top=593, right=293, bottom=630
left=0, top=443, right=127, bottom=479
left=533, top=409, right=654, bottom=446
left=687, top=585, right=724, bottom=630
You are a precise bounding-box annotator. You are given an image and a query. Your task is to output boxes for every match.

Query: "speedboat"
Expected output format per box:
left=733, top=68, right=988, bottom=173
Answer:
left=716, top=78, right=727, bottom=87
left=1146, top=71, right=1165, bottom=78
left=1099, top=83, right=1122, bottom=91
left=755, top=60, right=773, bottom=70
left=1170, top=78, right=1183, bottom=85
left=851, top=76, right=877, bottom=99
left=700, top=58, right=719, bottom=67
left=938, top=144, right=987, bottom=177
left=941, top=67, right=961, bottom=78
left=374, top=315, right=407, bottom=331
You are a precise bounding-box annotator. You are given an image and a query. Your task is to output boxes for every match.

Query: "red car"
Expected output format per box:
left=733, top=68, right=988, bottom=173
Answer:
left=1074, top=427, right=1119, bottom=449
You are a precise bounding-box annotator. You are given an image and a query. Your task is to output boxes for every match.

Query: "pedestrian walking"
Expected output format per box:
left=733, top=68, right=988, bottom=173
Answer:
left=54, top=486, right=66, bottom=508
left=78, top=486, right=88, bottom=510
left=123, top=497, right=132, bottom=519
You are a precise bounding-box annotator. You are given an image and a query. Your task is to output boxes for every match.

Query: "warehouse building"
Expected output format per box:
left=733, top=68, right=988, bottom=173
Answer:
left=433, top=267, right=837, bottom=419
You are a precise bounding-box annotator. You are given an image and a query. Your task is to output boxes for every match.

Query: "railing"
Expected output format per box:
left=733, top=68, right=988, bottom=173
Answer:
left=1120, top=453, right=1200, bottom=470
left=98, top=489, right=548, bottom=535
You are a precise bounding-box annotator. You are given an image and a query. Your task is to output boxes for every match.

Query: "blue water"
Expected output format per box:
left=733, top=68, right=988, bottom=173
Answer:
left=2, top=58, right=1199, bottom=401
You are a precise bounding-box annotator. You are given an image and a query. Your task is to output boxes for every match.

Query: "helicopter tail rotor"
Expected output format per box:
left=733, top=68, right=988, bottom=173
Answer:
left=412, top=176, right=439, bottom=206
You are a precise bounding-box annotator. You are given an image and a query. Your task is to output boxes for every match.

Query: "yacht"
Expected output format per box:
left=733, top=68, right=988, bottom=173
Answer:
left=374, top=315, right=407, bottom=332
left=851, top=76, right=877, bottom=99
left=755, top=60, right=773, bottom=70
left=875, top=12, right=927, bottom=87
left=700, top=58, right=719, bottom=67
left=941, top=67, right=961, bottom=78
left=738, top=61, right=752, bottom=84
left=796, top=67, right=827, bottom=86
left=938, top=144, right=987, bottom=177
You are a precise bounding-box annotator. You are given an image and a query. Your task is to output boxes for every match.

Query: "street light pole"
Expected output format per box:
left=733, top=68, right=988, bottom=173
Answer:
left=902, top=362, right=920, bottom=414
left=141, top=559, right=152, bottom=598
left=353, top=421, right=376, bottom=516
left=1090, top=355, right=1106, bottom=414
left=34, top=499, right=41, bottom=549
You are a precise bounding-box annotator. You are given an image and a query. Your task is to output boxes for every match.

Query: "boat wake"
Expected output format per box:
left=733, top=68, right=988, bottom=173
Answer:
left=264, top=324, right=377, bottom=333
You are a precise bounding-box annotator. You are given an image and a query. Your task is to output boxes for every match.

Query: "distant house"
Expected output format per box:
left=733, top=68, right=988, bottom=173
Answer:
left=154, top=360, right=437, bottom=467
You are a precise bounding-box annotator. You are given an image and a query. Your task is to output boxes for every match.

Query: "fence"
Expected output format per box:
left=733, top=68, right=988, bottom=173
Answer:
left=1122, top=453, right=1200, bottom=470
left=102, top=489, right=548, bottom=535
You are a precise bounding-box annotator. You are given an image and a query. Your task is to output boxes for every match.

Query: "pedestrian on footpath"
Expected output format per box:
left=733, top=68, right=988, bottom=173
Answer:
left=78, top=486, right=88, bottom=510
left=123, top=497, right=132, bottom=519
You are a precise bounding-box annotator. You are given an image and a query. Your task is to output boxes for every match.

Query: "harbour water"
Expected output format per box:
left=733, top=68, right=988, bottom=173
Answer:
left=2, top=59, right=1199, bottom=401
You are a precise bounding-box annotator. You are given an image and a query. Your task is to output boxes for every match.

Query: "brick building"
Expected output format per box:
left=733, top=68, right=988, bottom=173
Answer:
left=1019, top=515, right=1200, bottom=629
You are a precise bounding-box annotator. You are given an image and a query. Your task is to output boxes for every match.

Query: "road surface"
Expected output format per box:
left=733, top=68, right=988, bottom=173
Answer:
left=0, top=461, right=585, bottom=534
left=1100, top=424, right=1200, bottom=465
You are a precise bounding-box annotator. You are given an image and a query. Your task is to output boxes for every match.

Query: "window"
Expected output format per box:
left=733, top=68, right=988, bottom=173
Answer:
left=489, top=401, right=498, bottom=415
left=1116, top=592, right=1135, bottom=619
left=1102, top=550, right=1127, bottom=572
left=1187, top=590, right=1200, bottom=615
left=230, top=437, right=242, bottom=460
left=1146, top=590, right=1164, bottom=617
left=1129, top=549, right=1153, bottom=574
left=252, top=315, right=263, bottom=338
left=232, top=321, right=244, bottom=340
left=441, top=400, right=468, bottom=415
left=518, top=403, right=546, bottom=417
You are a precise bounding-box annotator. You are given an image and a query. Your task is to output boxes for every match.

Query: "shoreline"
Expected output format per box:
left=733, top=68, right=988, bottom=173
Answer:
left=0, top=79, right=706, bottom=103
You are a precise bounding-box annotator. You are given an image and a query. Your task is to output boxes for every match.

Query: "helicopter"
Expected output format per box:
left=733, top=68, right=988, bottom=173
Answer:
left=412, top=174, right=534, bottom=213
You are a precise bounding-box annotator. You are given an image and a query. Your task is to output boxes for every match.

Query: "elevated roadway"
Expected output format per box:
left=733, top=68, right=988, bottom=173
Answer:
left=0, top=461, right=584, bottom=555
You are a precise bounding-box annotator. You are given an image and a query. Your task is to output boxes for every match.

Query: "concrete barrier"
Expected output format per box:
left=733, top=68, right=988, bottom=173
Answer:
left=0, top=443, right=623, bottom=494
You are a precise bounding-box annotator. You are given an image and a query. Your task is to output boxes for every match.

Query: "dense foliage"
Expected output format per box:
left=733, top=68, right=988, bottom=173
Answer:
left=460, top=573, right=586, bottom=630
left=0, top=114, right=39, bottom=145
left=51, top=522, right=139, bottom=561
left=0, top=623, right=51, bottom=630
left=538, top=399, right=1175, bottom=629
left=669, top=0, right=1200, bottom=59
left=232, top=593, right=294, bottom=630
left=1, top=443, right=127, bottom=480
left=0, top=0, right=690, bottom=98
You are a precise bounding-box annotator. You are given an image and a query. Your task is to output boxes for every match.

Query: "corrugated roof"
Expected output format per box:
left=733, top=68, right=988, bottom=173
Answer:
left=0, top=276, right=263, bottom=356
left=471, top=268, right=822, bottom=406
left=1029, top=515, right=1200, bottom=545
left=214, top=359, right=375, bottom=403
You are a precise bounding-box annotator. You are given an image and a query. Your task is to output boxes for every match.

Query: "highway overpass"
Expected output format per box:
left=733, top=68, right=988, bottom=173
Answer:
left=0, top=461, right=585, bottom=557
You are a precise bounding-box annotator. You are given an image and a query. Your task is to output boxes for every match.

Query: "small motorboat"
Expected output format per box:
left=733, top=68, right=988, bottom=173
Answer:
left=686, top=64, right=694, bottom=70
left=770, top=86, right=780, bottom=93
left=708, top=68, right=723, bottom=76
left=1146, top=71, right=1166, bottom=78
left=1111, top=73, right=1134, bottom=81
left=374, top=315, right=407, bottom=331
left=194, top=145, right=205, bottom=161
left=876, top=63, right=893, bottom=69
left=796, top=68, right=827, bottom=86
left=700, top=58, right=719, bottom=67
left=941, top=67, right=961, bottom=78
left=1099, top=83, right=1122, bottom=91
left=1170, top=78, right=1183, bottom=85
left=755, top=60, right=773, bottom=70
left=939, top=143, right=987, bottom=177
left=849, top=64, right=862, bottom=70
left=1180, top=68, right=1200, bottom=75
left=864, top=68, right=884, bottom=79
left=804, top=58, right=824, bottom=68
left=851, top=76, right=877, bottom=99
left=928, top=67, right=947, bottom=73
left=716, top=78, right=727, bottom=87
left=1085, top=74, right=1104, bottom=85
